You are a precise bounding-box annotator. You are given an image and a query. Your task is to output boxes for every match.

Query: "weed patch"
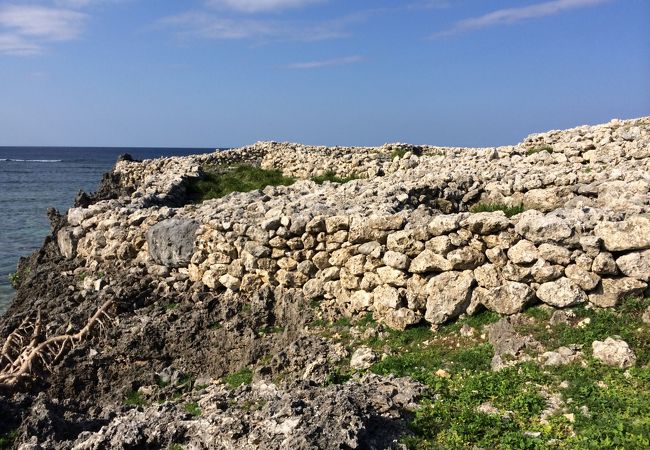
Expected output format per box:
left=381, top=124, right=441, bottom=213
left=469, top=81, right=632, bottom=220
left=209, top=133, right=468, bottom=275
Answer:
left=187, top=164, right=295, bottom=202
left=224, top=368, right=253, bottom=388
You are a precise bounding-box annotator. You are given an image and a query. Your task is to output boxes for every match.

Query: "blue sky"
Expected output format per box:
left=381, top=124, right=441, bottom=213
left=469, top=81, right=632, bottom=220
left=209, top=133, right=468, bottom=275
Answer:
left=0, top=0, right=648, bottom=147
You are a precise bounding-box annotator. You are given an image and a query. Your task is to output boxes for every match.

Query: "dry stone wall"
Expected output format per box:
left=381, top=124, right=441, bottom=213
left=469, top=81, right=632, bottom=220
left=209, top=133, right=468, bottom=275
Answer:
left=55, top=117, right=650, bottom=330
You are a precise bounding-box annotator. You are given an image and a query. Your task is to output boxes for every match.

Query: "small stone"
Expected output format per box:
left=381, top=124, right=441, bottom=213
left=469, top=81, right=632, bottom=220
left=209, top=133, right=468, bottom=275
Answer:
left=350, top=346, right=376, bottom=370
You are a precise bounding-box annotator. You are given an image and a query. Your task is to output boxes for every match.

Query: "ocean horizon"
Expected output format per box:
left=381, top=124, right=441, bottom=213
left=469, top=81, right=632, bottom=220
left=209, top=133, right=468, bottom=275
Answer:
left=0, top=146, right=216, bottom=314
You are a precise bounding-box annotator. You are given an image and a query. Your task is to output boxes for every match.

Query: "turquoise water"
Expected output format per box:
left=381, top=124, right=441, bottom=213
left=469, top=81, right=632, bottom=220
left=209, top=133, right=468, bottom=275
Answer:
left=0, top=147, right=213, bottom=314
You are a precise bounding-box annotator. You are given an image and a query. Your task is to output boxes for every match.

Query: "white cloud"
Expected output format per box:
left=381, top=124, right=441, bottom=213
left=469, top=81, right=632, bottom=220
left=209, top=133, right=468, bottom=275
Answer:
left=0, top=3, right=87, bottom=55
left=160, top=10, right=351, bottom=42
left=433, top=0, right=612, bottom=37
left=0, top=32, right=41, bottom=55
left=285, top=55, right=362, bottom=69
left=206, top=0, right=325, bottom=13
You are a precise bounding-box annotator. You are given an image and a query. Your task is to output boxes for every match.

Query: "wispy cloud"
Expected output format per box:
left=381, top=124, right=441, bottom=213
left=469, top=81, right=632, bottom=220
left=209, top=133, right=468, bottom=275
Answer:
left=432, top=0, right=612, bottom=38
left=284, top=55, right=362, bottom=69
left=159, top=10, right=354, bottom=43
left=206, top=0, right=326, bottom=13
left=0, top=3, right=87, bottom=55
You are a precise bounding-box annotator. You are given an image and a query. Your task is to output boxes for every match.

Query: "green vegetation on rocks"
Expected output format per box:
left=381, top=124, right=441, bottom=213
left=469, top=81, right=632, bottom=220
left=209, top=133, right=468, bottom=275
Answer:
left=224, top=368, right=253, bottom=388
left=470, top=202, right=525, bottom=217
left=526, top=145, right=553, bottom=156
left=0, top=430, right=17, bottom=450
left=187, top=164, right=295, bottom=202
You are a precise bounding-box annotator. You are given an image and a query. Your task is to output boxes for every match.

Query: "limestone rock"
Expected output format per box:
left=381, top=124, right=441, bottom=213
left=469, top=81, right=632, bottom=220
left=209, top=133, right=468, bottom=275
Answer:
left=428, top=214, right=462, bottom=236
left=564, top=264, right=601, bottom=291
left=594, top=216, right=650, bottom=251
left=588, top=277, right=647, bottom=307
left=409, top=250, right=452, bottom=273
left=592, top=252, right=618, bottom=275
left=536, top=277, right=587, bottom=307
left=514, top=212, right=573, bottom=244
left=424, top=271, right=475, bottom=324
left=615, top=250, right=650, bottom=281
left=472, top=282, right=534, bottom=315
left=592, top=337, right=636, bottom=368
left=350, top=346, right=376, bottom=370
left=382, top=251, right=410, bottom=270
left=507, top=240, right=538, bottom=265
left=461, top=212, right=510, bottom=235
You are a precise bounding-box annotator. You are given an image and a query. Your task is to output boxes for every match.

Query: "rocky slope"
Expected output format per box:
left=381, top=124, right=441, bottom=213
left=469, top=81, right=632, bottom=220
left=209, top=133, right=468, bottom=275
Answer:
left=0, top=117, right=649, bottom=449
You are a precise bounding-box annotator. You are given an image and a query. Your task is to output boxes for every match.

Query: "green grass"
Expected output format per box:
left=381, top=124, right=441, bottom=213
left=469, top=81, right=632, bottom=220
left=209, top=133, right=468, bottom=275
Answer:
left=124, top=390, right=146, bottom=407
left=311, top=170, right=359, bottom=185
left=470, top=202, right=525, bottom=218
left=0, top=430, right=18, bottom=450
left=187, top=164, right=295, bottom=202
left=391, top=148, right=409, bottom=159
left=224, top=368, right=253, bottom=388
left=169, top=444, right=184, bottom=450
left=517, top=297, right=650, bottom=365
left=526, top=145, right=553, bottom=156
left=185, top=402, right=201, bottom=417
left=358, top=299, right=650, bottom=449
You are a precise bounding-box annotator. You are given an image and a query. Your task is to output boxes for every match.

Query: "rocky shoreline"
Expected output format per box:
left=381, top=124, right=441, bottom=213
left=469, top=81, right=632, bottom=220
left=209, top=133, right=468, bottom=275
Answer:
left=1, top=117, right=649, bottom=449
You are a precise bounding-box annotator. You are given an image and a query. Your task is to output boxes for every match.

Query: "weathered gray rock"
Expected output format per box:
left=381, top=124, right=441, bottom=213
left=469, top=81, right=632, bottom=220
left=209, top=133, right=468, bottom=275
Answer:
left=594, top=216, right=650, bottom=251
left=615, top=250, right=650, bottom=281
left=592, top=337, right=636, bottom=368
left=536, top=277, right=587, bottom=307
left=424, top=271, right=475, bottom=324
left=146, top=219, right=199, bottom=267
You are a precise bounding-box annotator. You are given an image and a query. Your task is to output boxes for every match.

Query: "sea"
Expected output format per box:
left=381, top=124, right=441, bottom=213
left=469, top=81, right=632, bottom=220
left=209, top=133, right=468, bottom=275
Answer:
left=0, top=146, right=215, bottom=314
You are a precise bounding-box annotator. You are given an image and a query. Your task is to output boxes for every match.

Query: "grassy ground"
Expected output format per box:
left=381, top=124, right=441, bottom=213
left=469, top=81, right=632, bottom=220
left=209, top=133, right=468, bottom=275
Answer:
left=187, top=164, right=295, bottom=201
left=311, top=298, right=650, bottom=449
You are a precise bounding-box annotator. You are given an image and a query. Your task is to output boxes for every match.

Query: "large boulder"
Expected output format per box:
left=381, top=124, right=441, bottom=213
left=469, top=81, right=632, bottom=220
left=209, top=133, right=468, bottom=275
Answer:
left=146, top=218, right=199, bottom=267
